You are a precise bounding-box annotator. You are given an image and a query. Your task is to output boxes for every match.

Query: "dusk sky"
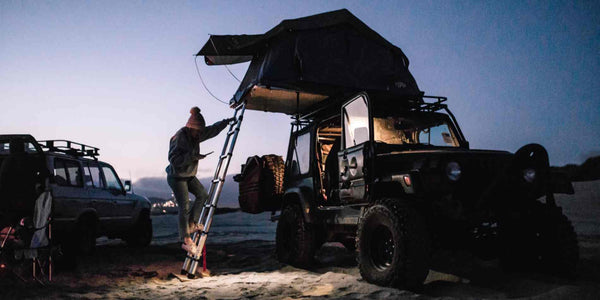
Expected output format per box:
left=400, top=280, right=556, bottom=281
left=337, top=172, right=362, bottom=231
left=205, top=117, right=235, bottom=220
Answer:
left=1, top=1, right=598, bottom=182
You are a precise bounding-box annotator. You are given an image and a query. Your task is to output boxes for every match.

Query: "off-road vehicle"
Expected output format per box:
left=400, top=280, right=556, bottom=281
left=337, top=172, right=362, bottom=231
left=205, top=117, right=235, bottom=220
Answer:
left=272, top=93, right=577, bottom=288
left=192, top=9, right=578, bottom=287
left=0, top=135, right=152, bottom=256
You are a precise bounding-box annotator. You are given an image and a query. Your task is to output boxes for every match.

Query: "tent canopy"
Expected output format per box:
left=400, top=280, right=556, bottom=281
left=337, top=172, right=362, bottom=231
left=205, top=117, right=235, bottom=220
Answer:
left=197, top=9, right=421, bottom=115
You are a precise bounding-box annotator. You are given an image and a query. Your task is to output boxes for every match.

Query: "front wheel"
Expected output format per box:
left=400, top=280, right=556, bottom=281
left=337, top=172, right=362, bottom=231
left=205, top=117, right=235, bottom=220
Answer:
left=276, top=204, right=315, bottom=267
left=357, top=199, right=430, bottom=289
left=125, top=212, right=153, bottom=247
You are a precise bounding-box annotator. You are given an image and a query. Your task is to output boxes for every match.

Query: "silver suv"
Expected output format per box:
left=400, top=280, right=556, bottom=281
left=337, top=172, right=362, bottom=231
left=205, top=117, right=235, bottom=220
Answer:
left=0, top=135, right=152, bottom=255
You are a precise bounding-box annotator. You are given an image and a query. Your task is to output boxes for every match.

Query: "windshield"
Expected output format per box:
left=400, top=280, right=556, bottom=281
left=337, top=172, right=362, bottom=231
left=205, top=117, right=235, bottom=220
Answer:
left=373, top=114, right=460, bottom=147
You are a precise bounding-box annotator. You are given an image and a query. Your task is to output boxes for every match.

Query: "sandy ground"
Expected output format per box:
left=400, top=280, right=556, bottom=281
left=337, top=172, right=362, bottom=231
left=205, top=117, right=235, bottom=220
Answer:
left=1, top=181, right=599, bottom=299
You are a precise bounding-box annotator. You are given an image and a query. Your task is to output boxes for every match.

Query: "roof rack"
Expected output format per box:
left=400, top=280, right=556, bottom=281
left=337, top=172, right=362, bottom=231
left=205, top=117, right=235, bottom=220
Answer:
left=37, top=140, right=99, bottom=159
left=413, top=95, right=448, bottom=112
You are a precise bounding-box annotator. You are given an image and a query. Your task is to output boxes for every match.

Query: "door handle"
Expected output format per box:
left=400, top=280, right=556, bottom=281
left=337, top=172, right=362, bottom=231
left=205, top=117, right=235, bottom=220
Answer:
left=341, top=158, right=349, bottom=176
left=341, top=166, right=348, bottom=177
left=348, top=158, right=357, bottom=169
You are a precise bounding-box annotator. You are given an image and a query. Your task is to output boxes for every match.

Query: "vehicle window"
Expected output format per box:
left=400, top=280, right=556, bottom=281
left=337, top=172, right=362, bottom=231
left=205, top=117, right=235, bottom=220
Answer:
left=291, top=131, right=311, bottom=175
left=88, top=163, right=105, bottom=188
left=102, top=165, right=123, bottom=192
left=64, top=160, right=83, bottom=187
left=0, top=140, right=39, bottom=155
left=53, top=159, right=68, bottom=186
left=343, top=96, right=370, bottom=148
left=0, top=142, right=7, bottom=155
left=418, top=124, right=459, bottom=147
left=24, top=142, right=38, bottom=154
left=373, top=116, right=459, bottom=147
left=83, top=163, right=94, bottom=188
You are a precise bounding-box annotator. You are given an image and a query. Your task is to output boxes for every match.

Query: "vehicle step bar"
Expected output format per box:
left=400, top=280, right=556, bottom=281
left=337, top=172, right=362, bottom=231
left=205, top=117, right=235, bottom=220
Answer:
left=181, top=103, right=246, bottom=278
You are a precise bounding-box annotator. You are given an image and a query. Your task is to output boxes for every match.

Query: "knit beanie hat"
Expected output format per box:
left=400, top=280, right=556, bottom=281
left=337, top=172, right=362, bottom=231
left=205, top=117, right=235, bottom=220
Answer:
left=186, top=106, right=206, bottom=130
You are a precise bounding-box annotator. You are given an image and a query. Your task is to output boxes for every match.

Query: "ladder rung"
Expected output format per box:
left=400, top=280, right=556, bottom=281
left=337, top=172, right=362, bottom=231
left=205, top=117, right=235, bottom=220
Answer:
left=227, top=129, right=238, bottom=135
left=220, top=154, right=230, bottom=159
left=212, top=178, right=223, bottom=183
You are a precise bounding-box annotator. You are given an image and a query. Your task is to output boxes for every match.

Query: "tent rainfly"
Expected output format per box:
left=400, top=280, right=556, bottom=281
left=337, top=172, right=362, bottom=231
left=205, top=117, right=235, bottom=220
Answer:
left=197, top=9, right=421, bottom=115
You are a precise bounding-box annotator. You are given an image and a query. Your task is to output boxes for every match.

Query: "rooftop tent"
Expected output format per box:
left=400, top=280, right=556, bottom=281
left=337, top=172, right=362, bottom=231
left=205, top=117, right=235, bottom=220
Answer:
left=197, top=9, right=421, bottom=115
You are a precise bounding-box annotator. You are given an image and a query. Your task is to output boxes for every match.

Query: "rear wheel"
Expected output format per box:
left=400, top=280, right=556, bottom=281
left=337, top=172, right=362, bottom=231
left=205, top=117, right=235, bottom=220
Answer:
left=357, top=199, right=430, bottom=289
left=276, top=204, right=315, bottom=267
left=66, top=217, right=96, bottom=256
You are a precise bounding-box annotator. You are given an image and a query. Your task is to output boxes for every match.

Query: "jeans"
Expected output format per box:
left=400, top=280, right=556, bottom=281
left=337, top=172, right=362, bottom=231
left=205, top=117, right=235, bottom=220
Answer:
left=167, top=176, right=209, bottom=241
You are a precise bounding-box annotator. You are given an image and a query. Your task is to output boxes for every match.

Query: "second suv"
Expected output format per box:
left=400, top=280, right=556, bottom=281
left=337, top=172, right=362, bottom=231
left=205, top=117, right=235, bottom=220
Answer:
left=0, top=135, right=152, bottom=255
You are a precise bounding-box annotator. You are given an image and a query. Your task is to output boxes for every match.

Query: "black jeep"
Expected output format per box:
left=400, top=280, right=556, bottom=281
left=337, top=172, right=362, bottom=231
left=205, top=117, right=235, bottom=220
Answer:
left=273, top=93, right=577, bottom=288
left=0, top=135, right=152, bottom=257
left=196, top=9, right=578, bottom=289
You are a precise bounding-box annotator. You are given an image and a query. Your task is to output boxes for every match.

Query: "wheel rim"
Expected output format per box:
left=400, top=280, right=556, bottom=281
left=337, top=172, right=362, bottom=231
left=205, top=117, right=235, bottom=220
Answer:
left=369, top=225, right=394, bottom=271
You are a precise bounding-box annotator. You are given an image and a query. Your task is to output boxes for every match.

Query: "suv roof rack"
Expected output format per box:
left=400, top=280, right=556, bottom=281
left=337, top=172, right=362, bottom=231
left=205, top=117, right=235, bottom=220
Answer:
left=37, top=140, right=99, bottom=159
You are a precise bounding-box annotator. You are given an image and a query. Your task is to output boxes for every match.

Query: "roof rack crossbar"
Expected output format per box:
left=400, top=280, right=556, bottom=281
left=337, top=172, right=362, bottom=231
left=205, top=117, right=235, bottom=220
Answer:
left=413, top=95, right=447, bottom=112
left=37, top=140, right=100, bottom=159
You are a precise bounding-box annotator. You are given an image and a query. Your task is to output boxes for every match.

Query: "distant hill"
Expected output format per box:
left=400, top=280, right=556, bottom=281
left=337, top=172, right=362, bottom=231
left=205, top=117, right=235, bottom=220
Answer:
left=553, top=155, right=600, bottom=182
left=132, top=174, right=240, bottom=208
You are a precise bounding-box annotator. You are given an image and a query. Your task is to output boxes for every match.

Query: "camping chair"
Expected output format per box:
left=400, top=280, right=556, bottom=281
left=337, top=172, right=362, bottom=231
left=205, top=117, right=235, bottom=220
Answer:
left=0, top=182, right=53, bottom=284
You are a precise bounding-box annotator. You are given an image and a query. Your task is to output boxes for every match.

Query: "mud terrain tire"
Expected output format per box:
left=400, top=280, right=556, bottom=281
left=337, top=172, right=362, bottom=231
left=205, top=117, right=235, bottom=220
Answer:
left=357, top=199, right=430, bottom=289
left=500, top=203, right=578, bottom=277
left=539, top=211, right=579, bottom=276
left=126, top=211, right=153, bottom=247
left=70, top=217, right=96, bottom=255
left=276, top=204, right=315, bottom=267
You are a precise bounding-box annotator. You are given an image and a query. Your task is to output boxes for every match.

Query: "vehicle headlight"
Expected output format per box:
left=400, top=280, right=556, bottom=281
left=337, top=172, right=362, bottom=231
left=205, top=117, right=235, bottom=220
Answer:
left=446, top=161, right=461, bottom=181
left=523, top=168, right=536, bottom=183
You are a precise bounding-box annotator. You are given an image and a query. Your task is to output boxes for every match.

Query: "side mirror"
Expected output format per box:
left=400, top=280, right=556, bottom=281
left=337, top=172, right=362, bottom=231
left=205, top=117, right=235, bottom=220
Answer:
left=124, top=180, right=132, bottom=193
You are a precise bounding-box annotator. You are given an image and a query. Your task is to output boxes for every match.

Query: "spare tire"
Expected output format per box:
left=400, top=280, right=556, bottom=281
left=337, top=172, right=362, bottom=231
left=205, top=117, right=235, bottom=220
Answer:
left=236, top=155, right=284, bottom=213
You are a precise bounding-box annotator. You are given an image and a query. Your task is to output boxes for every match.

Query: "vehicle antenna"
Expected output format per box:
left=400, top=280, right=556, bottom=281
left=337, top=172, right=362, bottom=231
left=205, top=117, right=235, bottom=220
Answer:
left=129, top=170, right=134, bottom=194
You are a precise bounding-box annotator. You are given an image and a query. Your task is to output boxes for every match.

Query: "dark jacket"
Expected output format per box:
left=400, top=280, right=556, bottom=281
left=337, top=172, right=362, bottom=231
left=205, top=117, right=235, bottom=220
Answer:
left=165, top=120, right=228, bottom=177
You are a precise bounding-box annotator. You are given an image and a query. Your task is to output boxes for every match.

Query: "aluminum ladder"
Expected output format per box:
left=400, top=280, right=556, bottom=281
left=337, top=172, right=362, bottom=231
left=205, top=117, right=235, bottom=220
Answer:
left=181, top=103, right=246, bottom=278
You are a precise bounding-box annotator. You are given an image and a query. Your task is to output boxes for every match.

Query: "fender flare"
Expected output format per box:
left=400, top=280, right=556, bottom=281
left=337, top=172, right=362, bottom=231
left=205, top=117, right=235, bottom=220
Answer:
left=282, top=187, right=314, bottom=223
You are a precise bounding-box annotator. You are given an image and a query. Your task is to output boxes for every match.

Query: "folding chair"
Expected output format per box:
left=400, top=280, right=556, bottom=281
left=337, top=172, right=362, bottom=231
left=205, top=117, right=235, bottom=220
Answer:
left=0, top=186, right=53, bottom=284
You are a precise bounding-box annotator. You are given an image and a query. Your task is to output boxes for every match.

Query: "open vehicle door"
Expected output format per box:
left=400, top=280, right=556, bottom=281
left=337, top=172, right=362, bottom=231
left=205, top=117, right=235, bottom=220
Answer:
left=338, top=93, right=371, bottom=205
